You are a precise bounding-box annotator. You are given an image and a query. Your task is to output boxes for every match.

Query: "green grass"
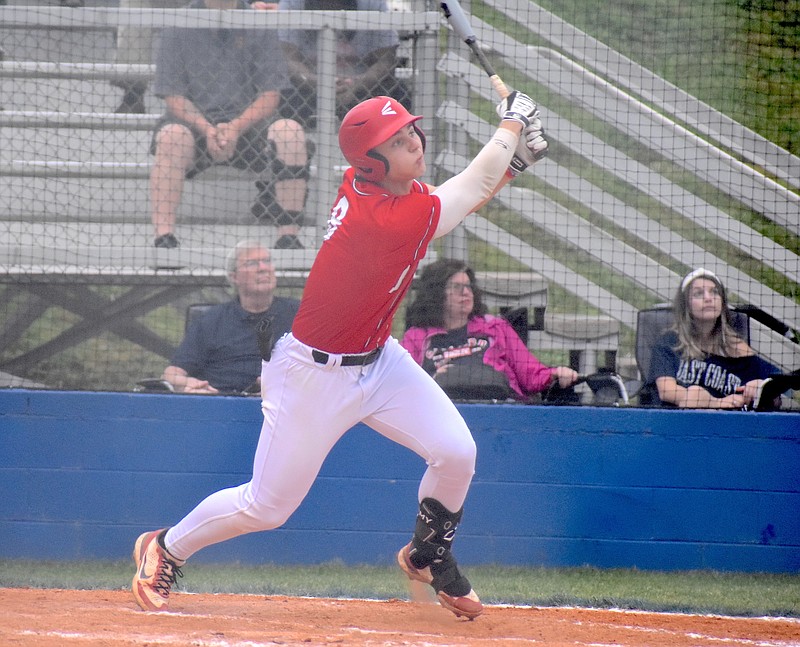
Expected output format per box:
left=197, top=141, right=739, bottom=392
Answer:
left=482, top=0, right=800, bottom=155
left=1, top=560, right=798, bottom=619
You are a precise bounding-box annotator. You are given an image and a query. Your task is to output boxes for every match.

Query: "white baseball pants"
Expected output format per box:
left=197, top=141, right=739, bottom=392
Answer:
left=165, top=334, right=476, bottom=561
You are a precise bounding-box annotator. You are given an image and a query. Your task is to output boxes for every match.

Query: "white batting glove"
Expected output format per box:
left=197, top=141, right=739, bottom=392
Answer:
left=507, top=117, right=548, bottom=177
left=496, top=90, right=538, bottom=129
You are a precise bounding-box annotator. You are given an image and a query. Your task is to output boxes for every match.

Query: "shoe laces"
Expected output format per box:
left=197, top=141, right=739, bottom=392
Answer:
left=154, top=555, right=183, bottom=597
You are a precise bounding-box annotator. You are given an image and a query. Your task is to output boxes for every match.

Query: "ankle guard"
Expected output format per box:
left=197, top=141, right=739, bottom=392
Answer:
left=409, top=498, right=471, bottom=597
left=429, top=551, right=472, bottom=597
left=410, top=498, right=462, bottom=565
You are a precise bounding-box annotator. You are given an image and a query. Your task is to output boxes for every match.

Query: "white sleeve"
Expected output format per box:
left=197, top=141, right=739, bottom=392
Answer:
left=431, top=128, right=517, bottom=239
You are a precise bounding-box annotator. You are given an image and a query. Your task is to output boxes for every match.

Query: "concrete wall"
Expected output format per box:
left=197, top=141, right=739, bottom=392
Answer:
left=1, top=389, right=798, bottom=572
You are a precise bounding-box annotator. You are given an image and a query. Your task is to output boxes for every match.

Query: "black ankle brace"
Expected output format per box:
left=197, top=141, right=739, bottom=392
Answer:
left=409, top=498, right=462, bottom=567
left=429, top=552, right=472, bottom=597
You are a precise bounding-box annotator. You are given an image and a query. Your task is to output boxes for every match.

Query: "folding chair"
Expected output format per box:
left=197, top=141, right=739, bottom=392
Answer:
left=502, top=307, right=628, bottom=406
left=751, top=372, right=800, bottom=411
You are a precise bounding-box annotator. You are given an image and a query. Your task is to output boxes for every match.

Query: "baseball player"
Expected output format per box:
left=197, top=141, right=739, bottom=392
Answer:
left=131, top=92, right=547, bottom=619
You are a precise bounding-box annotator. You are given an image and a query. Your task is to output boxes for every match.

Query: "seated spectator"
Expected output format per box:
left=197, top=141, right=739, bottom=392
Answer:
left=162, top=241, right=300, bottom=394
left=276, top=0, right=411, bottom=128
left=401, top=259, right=578, bottom=401
left=150, top=0, right=309, bottom=250
left=644, top=268, right=781, bottom=409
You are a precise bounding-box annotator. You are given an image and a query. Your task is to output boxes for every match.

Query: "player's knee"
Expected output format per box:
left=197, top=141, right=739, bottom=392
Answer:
left=268, top=118, right=307, bottom=163
left=241, top=492, right=295, bottom=530
left=455, top=437, right=477, bottom=474
left=438, top=435, right=477, bottom=478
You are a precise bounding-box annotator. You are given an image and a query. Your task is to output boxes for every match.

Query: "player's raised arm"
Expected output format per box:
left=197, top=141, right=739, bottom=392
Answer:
left=432, top=91, right=546, bottom=239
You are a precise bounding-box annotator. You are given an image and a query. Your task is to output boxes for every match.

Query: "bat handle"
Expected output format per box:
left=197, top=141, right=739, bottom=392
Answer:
left=467, top=39, right=510, bottom=100
left=489, top=75, right=509, bottom=99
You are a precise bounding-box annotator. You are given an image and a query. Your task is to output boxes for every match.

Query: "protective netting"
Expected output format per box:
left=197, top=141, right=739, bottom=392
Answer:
left=0, top=0, right=797, bottom=406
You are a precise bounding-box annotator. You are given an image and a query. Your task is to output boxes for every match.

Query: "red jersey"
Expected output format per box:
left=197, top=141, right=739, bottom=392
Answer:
left=292, top=168, right=440, bottom=353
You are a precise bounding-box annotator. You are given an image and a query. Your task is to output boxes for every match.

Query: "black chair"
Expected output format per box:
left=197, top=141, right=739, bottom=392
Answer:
left=501, top=307, right=628, bottom=406
left=751, top=372, right=800, bottom=411
left=633, top=304, right=751, bottom=405
left=184, top=303, right=215, bottom=332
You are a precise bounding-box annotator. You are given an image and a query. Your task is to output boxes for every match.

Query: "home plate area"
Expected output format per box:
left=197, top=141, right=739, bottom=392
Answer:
left=2, top=588, right=799, bottom=647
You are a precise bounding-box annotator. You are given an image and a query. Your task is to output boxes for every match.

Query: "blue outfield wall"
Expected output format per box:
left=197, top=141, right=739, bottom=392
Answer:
left=0, top=389, right=798, bottom=572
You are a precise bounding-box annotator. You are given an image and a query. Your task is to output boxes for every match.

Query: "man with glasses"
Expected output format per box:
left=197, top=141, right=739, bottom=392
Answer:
left=161, top=240, right=299, bottom=394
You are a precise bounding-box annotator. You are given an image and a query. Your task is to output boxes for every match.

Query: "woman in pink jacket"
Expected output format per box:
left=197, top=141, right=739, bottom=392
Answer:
left=401, top=259, right=578, bottom=401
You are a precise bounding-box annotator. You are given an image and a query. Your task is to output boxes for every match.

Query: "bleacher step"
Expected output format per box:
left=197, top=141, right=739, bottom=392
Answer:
left=0, top=245, right=319, bottom=272
left=0, top=221, right=320, bottom=249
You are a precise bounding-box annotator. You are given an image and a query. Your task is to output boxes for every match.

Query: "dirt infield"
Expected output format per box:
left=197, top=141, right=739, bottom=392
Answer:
left=2, top=588, right=799, bottom=646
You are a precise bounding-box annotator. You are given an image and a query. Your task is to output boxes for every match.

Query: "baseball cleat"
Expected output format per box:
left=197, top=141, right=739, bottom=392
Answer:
left=131, top=528, right=184, bottom=611
left=397, top=543, right=483, bottom=619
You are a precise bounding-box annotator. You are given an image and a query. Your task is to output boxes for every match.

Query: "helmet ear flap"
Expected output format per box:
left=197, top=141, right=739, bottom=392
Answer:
left=364, top=149, right=390, bottom=181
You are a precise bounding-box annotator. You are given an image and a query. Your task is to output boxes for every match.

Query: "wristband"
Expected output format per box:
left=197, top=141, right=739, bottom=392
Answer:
left=501, top=111, right=531, bottom=129
left=506, top=154, right=528, bottom=177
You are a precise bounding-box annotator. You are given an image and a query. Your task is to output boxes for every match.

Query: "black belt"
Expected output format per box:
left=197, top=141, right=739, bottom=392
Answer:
left=312, top=347, right=382, bottom=367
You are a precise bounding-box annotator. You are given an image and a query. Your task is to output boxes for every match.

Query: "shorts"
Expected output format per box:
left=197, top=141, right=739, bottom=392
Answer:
left=150, top=116, right=276, bottom=180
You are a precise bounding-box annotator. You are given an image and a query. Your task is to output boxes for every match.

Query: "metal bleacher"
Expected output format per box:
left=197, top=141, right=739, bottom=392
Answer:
left=0, top=6, right=442, bottom=262
left=432, top=0, right=799, bottom=376
left=0, top=5, right=445, bottom=385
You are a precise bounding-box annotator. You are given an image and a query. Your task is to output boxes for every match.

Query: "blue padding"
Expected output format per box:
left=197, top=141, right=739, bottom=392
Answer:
left=1, top=390, right=798, bottom=572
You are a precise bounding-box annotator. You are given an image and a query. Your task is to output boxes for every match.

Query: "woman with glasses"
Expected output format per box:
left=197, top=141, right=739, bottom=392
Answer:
left=402, top=259, right=578, bottom=401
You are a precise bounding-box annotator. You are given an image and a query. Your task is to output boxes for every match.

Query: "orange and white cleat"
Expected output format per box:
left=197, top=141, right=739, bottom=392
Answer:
left=131, top=528, right=184, bottom=611
left=397, top=543, right=483, bottom=619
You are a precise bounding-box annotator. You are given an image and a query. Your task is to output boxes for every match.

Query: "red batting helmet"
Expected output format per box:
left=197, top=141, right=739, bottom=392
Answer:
left=338, top=96, right=426, bottom=183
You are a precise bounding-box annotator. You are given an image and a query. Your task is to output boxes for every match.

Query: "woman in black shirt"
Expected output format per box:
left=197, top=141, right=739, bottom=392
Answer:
left=646, top=268, right=779, bottom=409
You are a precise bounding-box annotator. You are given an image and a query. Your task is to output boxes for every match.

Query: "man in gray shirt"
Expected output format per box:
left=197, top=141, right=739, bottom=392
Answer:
left=276, top=0, right=411, bottom=128
left=150, top=0, right=310, bottom=250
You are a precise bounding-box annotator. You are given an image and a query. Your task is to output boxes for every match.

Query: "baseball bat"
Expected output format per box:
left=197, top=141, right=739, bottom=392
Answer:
left=439, top=0, right=509, bottom=99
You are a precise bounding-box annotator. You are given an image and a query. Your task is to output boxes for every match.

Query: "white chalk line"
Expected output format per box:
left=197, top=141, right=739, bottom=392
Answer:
left=11, top=596, right=800, bottom=647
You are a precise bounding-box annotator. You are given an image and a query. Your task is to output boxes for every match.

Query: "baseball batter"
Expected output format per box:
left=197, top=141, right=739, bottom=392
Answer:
left=132, top=92, right=548, bottom=619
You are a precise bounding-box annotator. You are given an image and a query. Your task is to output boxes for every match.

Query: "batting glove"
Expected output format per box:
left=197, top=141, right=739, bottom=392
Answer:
left=507, top=118, right=549, bottom=177
left=496, top=91, right=538, bottom=129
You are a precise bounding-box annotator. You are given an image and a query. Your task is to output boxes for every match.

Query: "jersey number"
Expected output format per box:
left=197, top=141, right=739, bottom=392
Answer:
left=323, top=193, right=412, bottom=296
left=323, top=195, right=349, bottom=241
